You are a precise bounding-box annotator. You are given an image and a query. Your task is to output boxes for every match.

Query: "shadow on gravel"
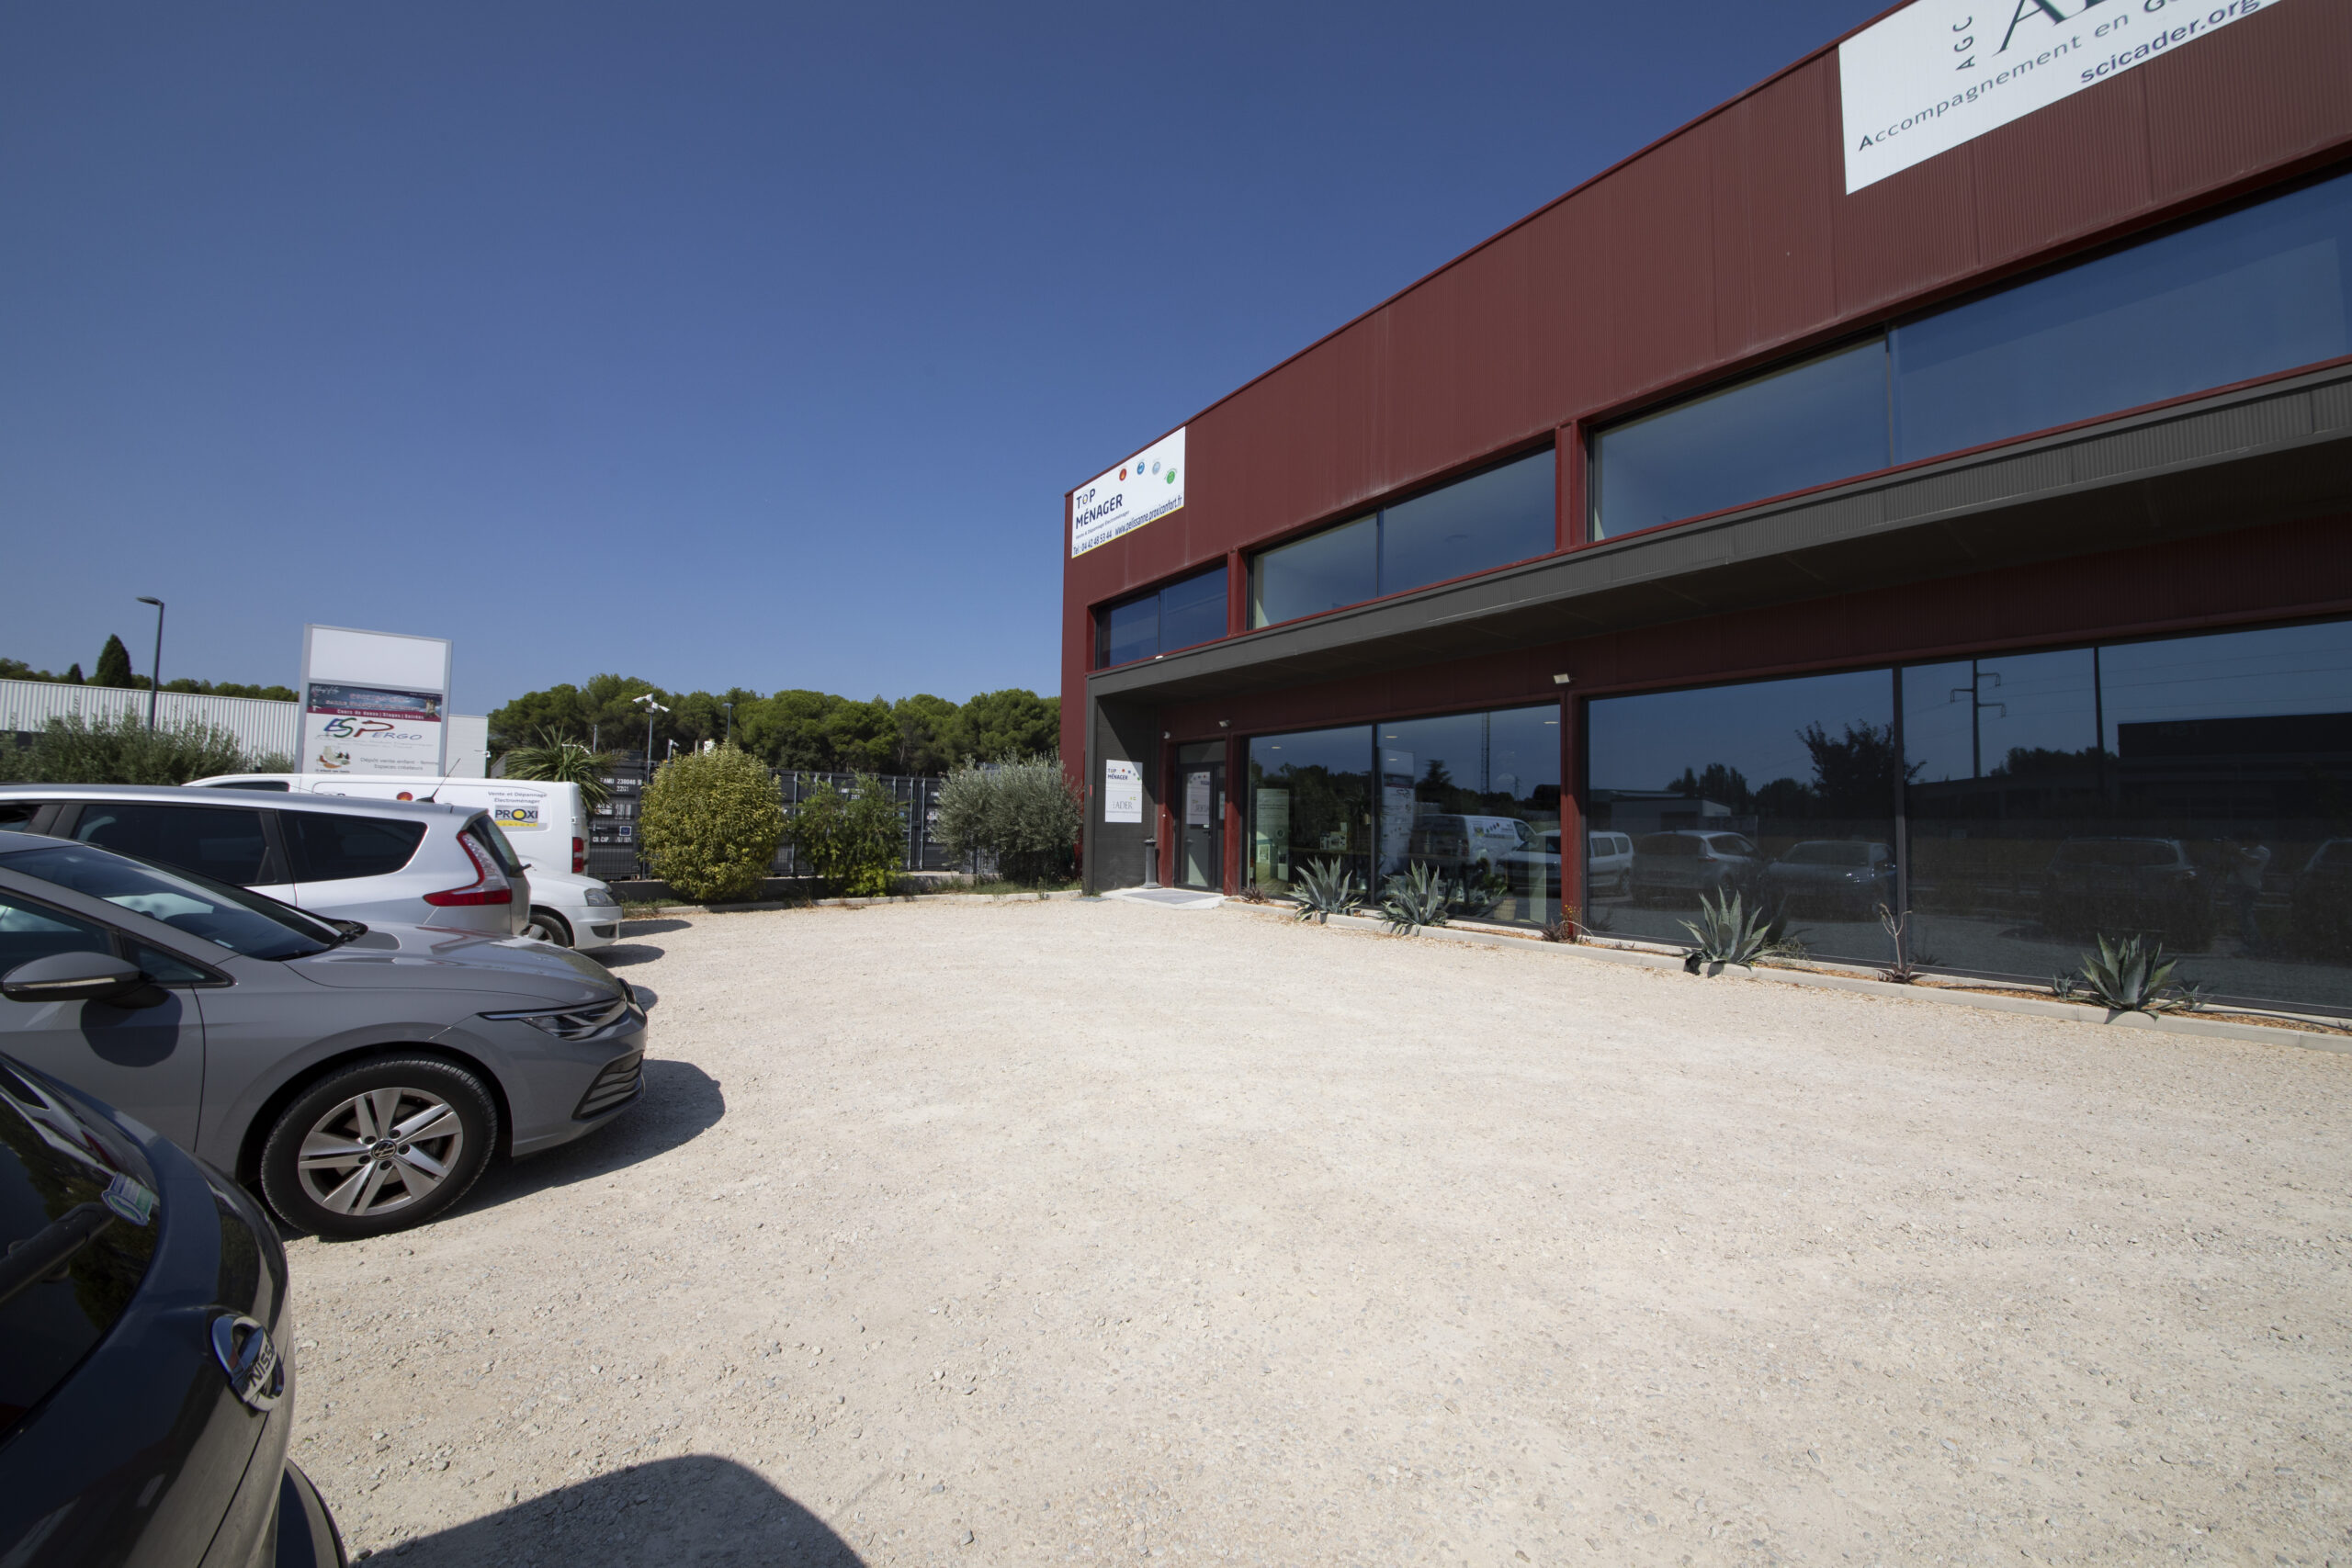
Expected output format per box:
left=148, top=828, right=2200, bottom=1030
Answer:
left=596, top=942, right=667, bottom=968
left=378, top=1455, right=862, bottom=1566
left=619, top=917, right=693, bottom=935
left=455, top=1058, right=727, bottom=1217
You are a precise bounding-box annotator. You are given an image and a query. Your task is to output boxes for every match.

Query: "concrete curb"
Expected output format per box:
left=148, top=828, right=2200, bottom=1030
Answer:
left=623, top=889, right=1085, bottom=918
left=1247, top=906, right=2351, bottom=1055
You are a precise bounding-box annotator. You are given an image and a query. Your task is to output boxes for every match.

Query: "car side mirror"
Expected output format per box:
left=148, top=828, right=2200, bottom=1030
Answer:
left=1, top=952, right=168, bottom=1010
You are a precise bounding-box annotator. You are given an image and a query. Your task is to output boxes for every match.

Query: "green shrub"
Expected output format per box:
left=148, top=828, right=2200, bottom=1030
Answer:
left=638, top=746, right=786, bottom=905
left=0, top=712, right=288, bottom=784
left=786, top=773, right=904, bottom=897
left=933, top=756, right=1081, bottom=886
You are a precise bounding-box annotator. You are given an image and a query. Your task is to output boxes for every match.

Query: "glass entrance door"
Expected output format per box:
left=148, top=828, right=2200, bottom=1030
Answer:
left=1176, top=758, right=1225, bottom=891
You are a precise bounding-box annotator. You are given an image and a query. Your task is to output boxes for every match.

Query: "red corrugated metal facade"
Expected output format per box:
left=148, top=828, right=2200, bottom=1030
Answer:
left=1060, top=0, right=2352, bottom=883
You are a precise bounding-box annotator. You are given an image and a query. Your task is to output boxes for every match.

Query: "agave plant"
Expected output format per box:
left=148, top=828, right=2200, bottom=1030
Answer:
left=1381, top=862, right=1453, bottom=933
left=2062, top=933, right=2205, bottom=1014
left=1234, top=881, right=1272, bottom=905
left=1291, top=858, right=1363, bottom=924
left=1679, top=889, right=1789, bottom=974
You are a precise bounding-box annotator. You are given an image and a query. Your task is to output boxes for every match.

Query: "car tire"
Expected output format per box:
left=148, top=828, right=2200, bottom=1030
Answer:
left=259, top=1056, right=500, bottom=1238
left=522, top=907, right=574, bottom=946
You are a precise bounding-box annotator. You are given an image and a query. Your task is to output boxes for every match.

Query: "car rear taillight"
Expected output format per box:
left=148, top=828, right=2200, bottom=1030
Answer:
left=424, top=831, right=514, bottom=907
left=572, top=836, right=586, bottom=874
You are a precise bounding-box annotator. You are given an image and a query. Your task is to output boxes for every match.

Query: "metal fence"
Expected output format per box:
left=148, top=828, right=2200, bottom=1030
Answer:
left=585, top=758, right=981, bottom=880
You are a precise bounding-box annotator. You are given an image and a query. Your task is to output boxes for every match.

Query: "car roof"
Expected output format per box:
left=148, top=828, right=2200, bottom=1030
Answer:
left=0, top=783, right=472, bottom=820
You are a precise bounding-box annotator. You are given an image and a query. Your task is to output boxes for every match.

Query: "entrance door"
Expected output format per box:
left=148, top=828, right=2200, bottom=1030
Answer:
left=1176, top=761, right=1225, bottom=891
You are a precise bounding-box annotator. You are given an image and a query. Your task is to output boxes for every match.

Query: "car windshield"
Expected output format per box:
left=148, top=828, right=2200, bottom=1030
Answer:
left=0, top=843, right=335, bottom=960
left=470, top=818, right=527, bottom=876
left=1785, top=842, right=1873, bottom=865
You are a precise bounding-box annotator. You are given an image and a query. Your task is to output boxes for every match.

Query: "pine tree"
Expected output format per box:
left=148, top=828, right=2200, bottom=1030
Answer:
left=64, top=664, right=85, bottom=684
left=94, top=635, right=134, bottom=688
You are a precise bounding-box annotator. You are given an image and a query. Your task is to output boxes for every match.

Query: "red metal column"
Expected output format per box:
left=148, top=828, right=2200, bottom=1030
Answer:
left=1556, top=688, right=1585, bottom=926
left=1557, top=421, right=1588, bottom=553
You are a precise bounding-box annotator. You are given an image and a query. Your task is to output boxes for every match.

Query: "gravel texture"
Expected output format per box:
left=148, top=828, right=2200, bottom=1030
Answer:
left=285, top=898, right=2351, bottom=1565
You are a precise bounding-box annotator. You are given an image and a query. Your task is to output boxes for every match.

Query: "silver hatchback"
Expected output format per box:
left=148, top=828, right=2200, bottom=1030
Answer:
left=0, top=784, right=531, bottom=939
left=0, top=835, right=645, bottom=1236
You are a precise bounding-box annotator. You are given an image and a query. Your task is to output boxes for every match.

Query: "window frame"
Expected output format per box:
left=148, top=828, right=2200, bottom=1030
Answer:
left=0, top=881, right=231, bottom=989
left=1091, top=562, right=1231, bottom=671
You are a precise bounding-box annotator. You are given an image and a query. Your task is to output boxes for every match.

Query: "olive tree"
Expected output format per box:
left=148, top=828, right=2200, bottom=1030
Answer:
left=638, top=746, right=785, bottom=905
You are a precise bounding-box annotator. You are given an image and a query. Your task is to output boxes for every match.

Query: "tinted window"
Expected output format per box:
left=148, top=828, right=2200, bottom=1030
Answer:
left=1378, top=451, right=1555, bottom=596
left=0, top=890, right=113, bottom=976
left=1894, top=169, right=2352, bottom=462
left=1247, top=725, right=1374, bottom=893
left=1158, top=567, right=1228, bottom=653
left=469, top=819, right=526, bottom=875
left=1094, top=565, right=1228, bottom=670
left=2, top=843, right=332, bottom=960
left=287, top=811, right=426, bottom=882
left=71, top=804, right=270, bottom=885
left=0, top=804, right=39, bottom=833
left=199, top=779, right=290, bottom=792
left=0, top=1060, right=162, bottom=1434
left=1250, top=515, right=1376, bottom=628
left=1593, top=341, right=1891, bottom=538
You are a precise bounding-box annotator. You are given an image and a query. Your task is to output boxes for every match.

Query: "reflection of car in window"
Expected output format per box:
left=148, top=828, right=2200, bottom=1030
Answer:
left=1630, top=830, right=1759, bottom=906
left=1586, top=832, right=1634, bottom=895
left=1761, top=840, right=1894, bottom=917
left=2040, top=837, right=2212, bottom=949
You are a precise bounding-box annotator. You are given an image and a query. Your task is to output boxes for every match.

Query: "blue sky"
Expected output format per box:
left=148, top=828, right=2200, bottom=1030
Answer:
left=1, top=1, right=1884, bottom=716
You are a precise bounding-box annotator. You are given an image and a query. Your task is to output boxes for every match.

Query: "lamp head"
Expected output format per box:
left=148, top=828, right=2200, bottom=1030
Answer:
left=137, top=596, right=163, bottom=606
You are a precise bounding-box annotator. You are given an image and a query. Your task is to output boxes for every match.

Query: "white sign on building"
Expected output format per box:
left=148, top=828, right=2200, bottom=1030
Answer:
left=299, top=625, right=451, bottom=777
left=1102, top=759, right=1144, bottom=824
left=1840, top=0, right=2287, bottom=193
left=1071, top=427, right=1185, bottom=558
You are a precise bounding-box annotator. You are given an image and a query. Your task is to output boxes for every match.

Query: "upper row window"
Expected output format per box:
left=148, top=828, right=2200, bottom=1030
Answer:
left=1248, top=449, right=1554, bottom=628
left=1590, top=164, right=2352, bottom=539
left=1095, top=564, right=1228, bottom=670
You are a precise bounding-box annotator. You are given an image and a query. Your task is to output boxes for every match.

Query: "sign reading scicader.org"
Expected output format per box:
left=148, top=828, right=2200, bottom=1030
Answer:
left=1070, top=427, right=1184, bottom=558
left=1840, top=0, right=2288, bottom=194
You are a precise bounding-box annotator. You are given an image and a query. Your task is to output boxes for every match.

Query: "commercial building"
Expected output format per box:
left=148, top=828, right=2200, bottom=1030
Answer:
left=1061, top=0, right=2352, bottom=1014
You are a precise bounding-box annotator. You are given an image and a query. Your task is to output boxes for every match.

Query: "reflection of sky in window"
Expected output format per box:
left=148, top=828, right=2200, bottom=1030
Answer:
left=1248, top=725, right=1370, bottom=781
left=2098, top=621, right=2352, bottom=743
left=1589, top=671, right=1891, bottom=794
left=1902, top=650, right=2094, bottom=783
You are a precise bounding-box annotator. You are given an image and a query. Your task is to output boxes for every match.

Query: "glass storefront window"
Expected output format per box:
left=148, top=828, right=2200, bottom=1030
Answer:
left=1591, top=340, right=1892, bottom=538
left=1587, top=669, right=1900, bottom=964
left=1247, top=726, right=1374, bottom=895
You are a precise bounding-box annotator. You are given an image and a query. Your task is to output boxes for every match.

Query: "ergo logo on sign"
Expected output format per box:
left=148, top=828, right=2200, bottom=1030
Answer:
left=1839, top=0, right=2289, bottom=193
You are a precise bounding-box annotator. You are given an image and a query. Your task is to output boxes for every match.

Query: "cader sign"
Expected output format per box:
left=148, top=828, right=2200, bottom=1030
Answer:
left=1840, top=0, right=2289, bottom=193
left=1071, top=427, right=1185, bottom=558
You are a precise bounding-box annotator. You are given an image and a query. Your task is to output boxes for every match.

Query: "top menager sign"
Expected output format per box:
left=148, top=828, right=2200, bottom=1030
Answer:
left=1070, top=427, right=1185, bottom=558
left=1841, top=0, right=2289, bottom=193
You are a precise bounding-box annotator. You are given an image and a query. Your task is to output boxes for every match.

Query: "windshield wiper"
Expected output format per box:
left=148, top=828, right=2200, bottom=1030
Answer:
left=0, top=1202, right=115, bottom=1310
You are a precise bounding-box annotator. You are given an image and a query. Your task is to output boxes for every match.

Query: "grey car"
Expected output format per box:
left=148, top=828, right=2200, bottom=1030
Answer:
left=1761, top=840, right=1895, bottom=916
left=0, top=834, right=645, bottom=1237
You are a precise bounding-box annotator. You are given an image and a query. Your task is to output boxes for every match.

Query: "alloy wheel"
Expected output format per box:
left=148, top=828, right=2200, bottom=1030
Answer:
left=294, top=1088, right=465, bottom=1218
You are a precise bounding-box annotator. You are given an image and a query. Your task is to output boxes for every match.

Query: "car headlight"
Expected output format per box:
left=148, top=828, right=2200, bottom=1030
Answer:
left=481, top=996, right=635, bottom=1039
left=584, top=886, right=619, bottom=908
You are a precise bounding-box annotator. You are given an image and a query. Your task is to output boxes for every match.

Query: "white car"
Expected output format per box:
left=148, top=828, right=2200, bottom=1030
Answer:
left=514, top=863, right=625, bottom=952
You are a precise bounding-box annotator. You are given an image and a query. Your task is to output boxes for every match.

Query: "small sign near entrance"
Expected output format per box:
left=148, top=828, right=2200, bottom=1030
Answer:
left=1103, top=759, right=1144, bottom=824
left=1185, top=771, right=1213, bottom=828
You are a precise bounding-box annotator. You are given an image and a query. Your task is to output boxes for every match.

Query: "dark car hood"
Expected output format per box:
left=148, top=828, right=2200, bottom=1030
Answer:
left=287, top=923, right=619, bottom=1004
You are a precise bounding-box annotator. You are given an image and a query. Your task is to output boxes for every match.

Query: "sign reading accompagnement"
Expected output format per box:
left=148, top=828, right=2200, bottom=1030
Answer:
left=300, top=625, right=452, bottom=777
left=1070, top=427, right=1185, bottom=558
left=1841, top=0, right=2285, bottom=193
left=1103, top=759, right=1144, bottom=824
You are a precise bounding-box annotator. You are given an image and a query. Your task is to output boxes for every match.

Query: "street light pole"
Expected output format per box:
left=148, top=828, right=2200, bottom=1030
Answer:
left=633, top=693, right=668, bottom=775
left=723, top=702, right=734, bottom=747
left=135, top=597, right=164, bottom=730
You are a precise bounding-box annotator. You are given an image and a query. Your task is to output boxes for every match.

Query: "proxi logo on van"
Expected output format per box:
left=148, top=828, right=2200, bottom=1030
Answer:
left=489, top=790, right=548, bottom=831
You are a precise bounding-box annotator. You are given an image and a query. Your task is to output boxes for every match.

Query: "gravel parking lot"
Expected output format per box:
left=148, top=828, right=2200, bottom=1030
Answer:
left=285, top=898, right=2350, bottom=1566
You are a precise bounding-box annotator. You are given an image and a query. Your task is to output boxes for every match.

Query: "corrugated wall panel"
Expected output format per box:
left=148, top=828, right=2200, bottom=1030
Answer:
left=1, top=681, right=300, bottom=757
left=1970, top=70, right=2155, bottom=273
left=2144, top=0, right=2352, bottom=201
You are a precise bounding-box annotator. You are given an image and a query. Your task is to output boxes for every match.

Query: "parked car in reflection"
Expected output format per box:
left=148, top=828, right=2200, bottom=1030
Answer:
left=0, top=835, right=646, bottom=1237
left=1630, top=830, right=1760, bottom=905
left=1762, top=840, right=1894, bottom=917
left=2040, top=836, right=2213, bottom=948
left=0, top=1053, right=346, bottom=1567
left=1408, top=815, right=1538, bottom=884
left=2290, top=838, right=2352, bottom=958
left=1586, top=831, right=1634, bottom=896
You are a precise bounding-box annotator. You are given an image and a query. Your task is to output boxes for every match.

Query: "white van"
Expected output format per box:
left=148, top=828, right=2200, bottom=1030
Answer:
left=187, top=773, right=622, bottom=951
